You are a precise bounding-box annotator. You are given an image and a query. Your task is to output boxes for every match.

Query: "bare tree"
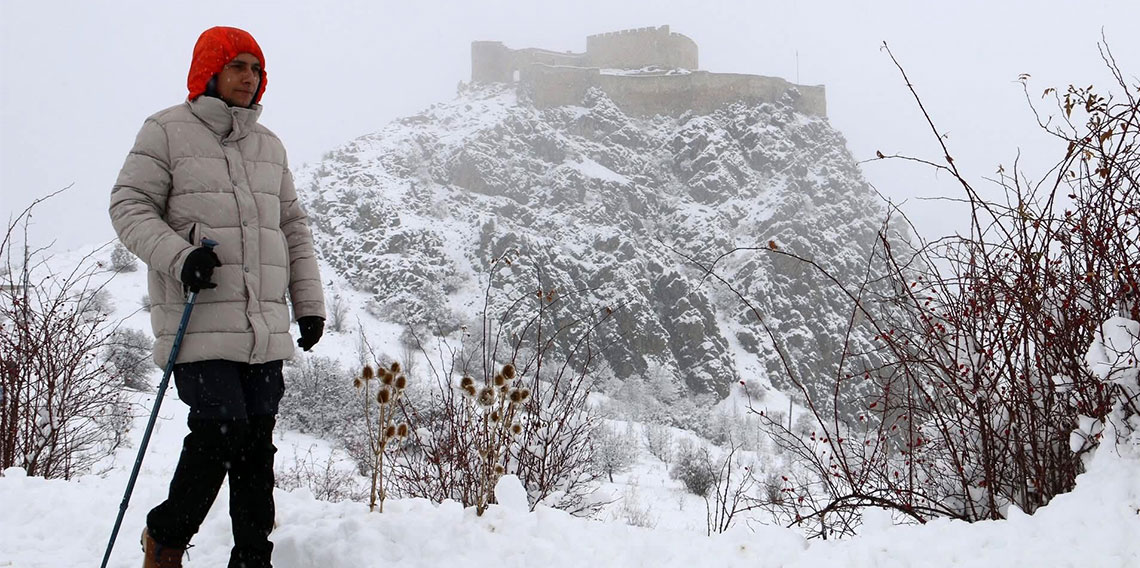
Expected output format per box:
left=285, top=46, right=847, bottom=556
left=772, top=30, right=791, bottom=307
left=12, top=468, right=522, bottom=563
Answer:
left=644, top=422, right=673, bottom=465
left=593, top=421, right=638, bottom=482
left=109, top=241, right=138, bottom=273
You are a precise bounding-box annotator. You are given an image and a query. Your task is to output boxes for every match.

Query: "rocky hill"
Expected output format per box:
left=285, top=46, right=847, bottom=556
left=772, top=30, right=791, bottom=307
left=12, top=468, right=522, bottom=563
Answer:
left=295, top=83, right=890, bottom=407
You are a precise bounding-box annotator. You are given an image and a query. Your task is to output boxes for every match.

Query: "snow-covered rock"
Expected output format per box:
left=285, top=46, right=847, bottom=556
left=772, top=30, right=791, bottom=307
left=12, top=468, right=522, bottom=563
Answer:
left=296, top=83, right=892, bottom=415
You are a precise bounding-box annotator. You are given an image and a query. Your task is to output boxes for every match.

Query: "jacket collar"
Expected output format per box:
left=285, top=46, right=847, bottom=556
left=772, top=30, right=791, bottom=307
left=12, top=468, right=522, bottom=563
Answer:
left=187, top=96, right=263, bottom=143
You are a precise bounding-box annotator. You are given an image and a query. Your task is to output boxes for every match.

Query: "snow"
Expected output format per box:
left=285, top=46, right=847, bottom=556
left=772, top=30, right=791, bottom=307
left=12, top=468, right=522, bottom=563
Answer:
left=2, top=397, right=1138, bottom=567
left=1086, top=316, right=1140, bottom=386
left=2, top=249, right=1138, bottom=566
left=567, top=157, right=630, bottom=184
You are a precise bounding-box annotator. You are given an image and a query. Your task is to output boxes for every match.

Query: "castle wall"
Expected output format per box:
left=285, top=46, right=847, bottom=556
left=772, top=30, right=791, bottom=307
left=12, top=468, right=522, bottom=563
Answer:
left=522, top=66, right=826, bottom=117
left=513, top=48, right=589, bottom=69
left=585, top=25, right=698, bottom=70
left=520, top=65, right=600, bottom=109
left=473, top=43, right=591, bottom=84
left=475, top=27, right=825, bottom=117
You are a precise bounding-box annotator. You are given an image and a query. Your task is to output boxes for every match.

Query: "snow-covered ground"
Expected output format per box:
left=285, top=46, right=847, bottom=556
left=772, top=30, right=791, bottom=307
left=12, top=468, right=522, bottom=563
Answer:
left=2, top=392, right=1138, bottom=567
left=2, top=245, right=1139, bottom=567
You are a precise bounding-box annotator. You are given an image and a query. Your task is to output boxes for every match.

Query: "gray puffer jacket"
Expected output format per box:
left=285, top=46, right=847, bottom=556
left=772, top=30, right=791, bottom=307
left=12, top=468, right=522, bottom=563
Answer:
left=110, top=96, right=325, bottom=367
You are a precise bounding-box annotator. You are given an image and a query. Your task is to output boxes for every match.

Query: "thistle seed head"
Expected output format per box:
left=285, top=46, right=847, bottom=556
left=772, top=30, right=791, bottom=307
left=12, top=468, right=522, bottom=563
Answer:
left=502, top=363, right=516, bottom=380
left=490, top=410, right=502, bottom=423
left=381, top=371, right=394, bottom=385
left=477, top=386, right=496, bottom=407
left=460, top=375, right=475, bottom=390
left=390, top=361, right=402, bottom=374
left=384, top=425, right=397, bottom=439
left=353, top=377, right=363, bottom=389
left=463, top=384, right=477, bottom=398
left=395, top=374, right=407, bottom=390
left=362, top=365, right=375, bottom=381
left=494, top=465, right=505, bottom=475
left=517, top=388, right=531, bottom=402
left=510, top=423, right=523, bottom=436
left=377, top=387, right=392, bottom=405
left=493, top=373, right=505, bottom=387
left=396, top=423, right=409, bottom=438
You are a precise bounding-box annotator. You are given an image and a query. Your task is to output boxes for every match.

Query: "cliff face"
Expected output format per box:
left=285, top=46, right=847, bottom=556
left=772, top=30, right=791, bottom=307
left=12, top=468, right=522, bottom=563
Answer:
left=296, top=83, right=887, bottom=403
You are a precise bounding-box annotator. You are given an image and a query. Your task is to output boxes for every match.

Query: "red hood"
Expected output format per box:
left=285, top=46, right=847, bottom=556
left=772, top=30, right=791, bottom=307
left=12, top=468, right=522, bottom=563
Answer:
left=187, top=26, right=267, bottom=104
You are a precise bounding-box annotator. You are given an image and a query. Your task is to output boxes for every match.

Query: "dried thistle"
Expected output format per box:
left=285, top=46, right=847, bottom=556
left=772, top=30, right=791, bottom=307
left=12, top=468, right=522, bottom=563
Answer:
left=477, top=386, right=496, bottom=407
left=502, top=363, right=516, bottom=380
left=380, top=370, right=394, bottom=385
left=510, top=423, right=523, bottom=436
left=463, top=384, right=477, bottom=398
left=384, top=425, right=397, bottom=440
left=353, top=377, right=363, bottom=389
left=362, top=365, right=375, bottom=381
left=396, top=423, right=409, bottom=438
left=517, top=388, right=530, bottom=402
left=493, top=373, right=506, bottom=387
left=390, top=361, right=402, bottom=374
left=377, top=387, right=392, bottom=405
left=490, top=410, right=502, bottom=423
left=460, top=375, right=475, bottom=390
left=494, top=465, right=505, bottom=475
left=394, top=374, right=407, bottom=390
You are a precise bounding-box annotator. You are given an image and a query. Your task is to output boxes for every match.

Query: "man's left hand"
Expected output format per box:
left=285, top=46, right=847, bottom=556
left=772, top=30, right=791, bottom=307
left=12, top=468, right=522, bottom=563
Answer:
left=297, top=316, right=324, bottom=351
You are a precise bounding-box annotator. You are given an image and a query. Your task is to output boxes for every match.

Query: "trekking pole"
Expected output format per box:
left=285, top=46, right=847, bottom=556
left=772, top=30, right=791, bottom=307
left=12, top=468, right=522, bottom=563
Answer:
left=100, top=238, right=218, bottom=568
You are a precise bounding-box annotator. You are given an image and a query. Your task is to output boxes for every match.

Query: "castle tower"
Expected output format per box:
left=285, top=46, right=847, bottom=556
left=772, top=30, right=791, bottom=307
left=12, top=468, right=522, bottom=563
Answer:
left=585, top=25, right=698, bottom=70
left=471, top=41, right=513, bottom=83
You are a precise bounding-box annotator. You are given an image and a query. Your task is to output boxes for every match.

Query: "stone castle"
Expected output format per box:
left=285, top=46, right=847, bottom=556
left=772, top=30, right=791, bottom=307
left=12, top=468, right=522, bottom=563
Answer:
left=471, top=25, right=826, bottom=117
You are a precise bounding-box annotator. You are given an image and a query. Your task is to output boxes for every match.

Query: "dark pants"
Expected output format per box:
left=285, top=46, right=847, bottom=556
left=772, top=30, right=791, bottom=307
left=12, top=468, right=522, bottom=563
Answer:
left=147, top=360, right=285, bottom=568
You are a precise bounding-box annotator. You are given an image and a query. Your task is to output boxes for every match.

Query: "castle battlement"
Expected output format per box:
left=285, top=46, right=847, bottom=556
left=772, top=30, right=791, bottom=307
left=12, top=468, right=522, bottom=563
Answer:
left=471, top=26, right=825, bottom=117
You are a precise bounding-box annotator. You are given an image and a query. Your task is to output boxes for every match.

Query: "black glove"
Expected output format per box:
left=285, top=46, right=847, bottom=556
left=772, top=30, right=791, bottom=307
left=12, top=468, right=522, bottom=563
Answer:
left=180, top=247, right=222, bottom=292
left=297, top=316, right=324, bottom=351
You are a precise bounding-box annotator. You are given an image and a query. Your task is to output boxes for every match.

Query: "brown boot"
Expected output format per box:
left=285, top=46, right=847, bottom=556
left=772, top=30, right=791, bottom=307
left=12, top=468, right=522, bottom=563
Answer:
left=141, top=528, right=185, bottom=568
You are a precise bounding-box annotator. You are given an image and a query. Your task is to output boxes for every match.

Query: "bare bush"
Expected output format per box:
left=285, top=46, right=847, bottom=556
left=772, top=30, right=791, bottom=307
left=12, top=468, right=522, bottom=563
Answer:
left=278, top=355, right=356, bottom=440
left=275, top=444, right=367, bottom=503
left=703, top=442, right=756, bottom=536
left=386, top=250, right=617, bottom=516
left=617, top=485, right=657, bottom=528
left=0, top=193, right=130, bottom=479
left=676, top=44, right=1136, bottom=538
left=670, top=438, right=714, bottom=497
left=327, top=293, right=349, bottom=333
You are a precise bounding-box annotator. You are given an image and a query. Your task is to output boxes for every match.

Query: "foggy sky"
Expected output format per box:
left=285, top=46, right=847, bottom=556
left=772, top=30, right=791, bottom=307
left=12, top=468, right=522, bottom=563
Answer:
left=2, top=0, right=1136, bottom=250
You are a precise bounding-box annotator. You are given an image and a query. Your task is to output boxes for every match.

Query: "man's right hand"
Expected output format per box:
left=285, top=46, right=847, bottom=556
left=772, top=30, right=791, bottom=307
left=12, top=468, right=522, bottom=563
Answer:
left=181, top=247, right=222, bottom=292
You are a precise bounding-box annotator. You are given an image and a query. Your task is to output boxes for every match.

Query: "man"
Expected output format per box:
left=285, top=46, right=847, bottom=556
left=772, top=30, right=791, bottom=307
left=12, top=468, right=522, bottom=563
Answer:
left=109, top=26, right=326, bottom=568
